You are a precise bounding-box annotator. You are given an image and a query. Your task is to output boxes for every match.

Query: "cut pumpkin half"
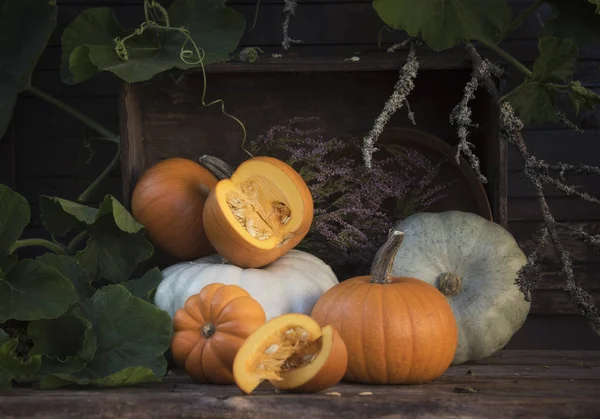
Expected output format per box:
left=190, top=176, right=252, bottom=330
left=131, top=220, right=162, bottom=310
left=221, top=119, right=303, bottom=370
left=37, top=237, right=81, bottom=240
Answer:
left=233, top=313, right=348, bottom=394
left=203, top=156, right=313, bottom=268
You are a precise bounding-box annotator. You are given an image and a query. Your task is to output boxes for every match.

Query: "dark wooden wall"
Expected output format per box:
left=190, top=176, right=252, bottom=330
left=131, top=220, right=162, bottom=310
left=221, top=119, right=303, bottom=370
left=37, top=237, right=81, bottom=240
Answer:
left=1, top=0, right=599, bottom=349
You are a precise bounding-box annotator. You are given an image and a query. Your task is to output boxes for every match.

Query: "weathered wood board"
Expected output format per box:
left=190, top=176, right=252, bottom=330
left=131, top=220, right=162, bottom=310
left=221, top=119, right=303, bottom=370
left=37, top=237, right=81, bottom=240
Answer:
left=1, top=350, right=599, bottom=418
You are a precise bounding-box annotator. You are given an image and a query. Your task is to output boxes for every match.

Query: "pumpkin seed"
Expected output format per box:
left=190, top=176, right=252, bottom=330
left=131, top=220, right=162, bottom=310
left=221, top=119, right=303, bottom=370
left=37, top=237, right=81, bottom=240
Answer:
left=265, top=344, right=279, bottom=355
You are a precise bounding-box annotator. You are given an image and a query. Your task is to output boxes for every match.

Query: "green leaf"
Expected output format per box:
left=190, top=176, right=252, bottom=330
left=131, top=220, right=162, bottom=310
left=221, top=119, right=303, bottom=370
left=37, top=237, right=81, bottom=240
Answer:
left=28, top=311, right=96, bottom=376
left=40, top=195, right=152, bottom=282
left=0, top=329, right=8, bottom=345
left=532, top=37, right=578, bottom=82
left=591, top=0, right=600, bottom=14
left=38, top=285, right=172, bottom=388
left=76, top=197, right=153, bottom=283
left=123, top=267, right=163, bottom=302
left=0, top=339, right=42, bottom=389
left=0, top=0, right=57, bottom=138
left=545, top=1, right=600, bottom=46
left=504, top=82, right=560, bottom=125
left=0, top=259, right=78, bottom=323
left=35, top=254, right=95, bottom=302
left=372, top=0, right=511, bottom=51
left=61, top=0, right=245, bottom=84
left=40, top=196, right=99, bottom=237
left=38, top=365, right=160, bottom=389
left=0, top=254, right=18, bottom=274
left=567, top=81, right=600, bottom=115
left=0, top=184, right=30, bottom=255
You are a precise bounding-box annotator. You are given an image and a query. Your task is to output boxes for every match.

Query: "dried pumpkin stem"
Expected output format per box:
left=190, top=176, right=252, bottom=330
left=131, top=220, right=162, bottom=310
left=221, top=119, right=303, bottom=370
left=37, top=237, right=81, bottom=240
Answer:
left=202, top=323, right=216, bottom=338
left=370, top=230, right=404, bottom=284
left=438, top=272, right=462, bottom=296
left=198, top=155, right=235, bottom=180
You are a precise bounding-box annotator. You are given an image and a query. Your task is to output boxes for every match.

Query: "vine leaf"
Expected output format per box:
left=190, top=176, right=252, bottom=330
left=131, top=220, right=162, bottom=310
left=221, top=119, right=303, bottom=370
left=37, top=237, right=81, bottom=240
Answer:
left=123, top=267, right=163, bottom=302
left=0, top=185, right=30, bottom=256
left=568, top=81, right=600, bottom=115
left=37, top=285, right=172, bottom=389
left=27, top=311, right=97, bottom=377
left=0, top=329, right=8, bottom=345
left=35, top=254, right=95, bottom=302
left=372, top=0, right=511, bottom=51
left=545, top=0, right=600, bottom=46
left=505, top=37, right=579, bottom=125
left=0, top=0, right=57, bottom=138
left=504, top=82, right=559, bottom=125
left=40, top=195, right=153, bottom=283
left=0, top=259, right=78, bottom=323
left=0, top=339, right=42, bottom=389
left=532, top=37, right=578, bottom=82
left=61, top=0, right=245, bottom=84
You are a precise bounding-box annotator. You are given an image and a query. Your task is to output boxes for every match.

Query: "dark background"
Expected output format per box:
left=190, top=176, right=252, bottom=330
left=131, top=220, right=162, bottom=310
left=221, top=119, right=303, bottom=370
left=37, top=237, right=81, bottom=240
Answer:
left=1, top=0, right=599, bottom=349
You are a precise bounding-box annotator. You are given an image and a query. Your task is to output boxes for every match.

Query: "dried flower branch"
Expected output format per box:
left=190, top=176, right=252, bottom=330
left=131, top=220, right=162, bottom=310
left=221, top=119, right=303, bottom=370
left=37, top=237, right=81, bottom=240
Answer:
left=449, top=43, right=503, bottom=184
left=251, top=117, right=450, bottom=277
left=281, top=0, right=302, bottom=50
left=460, top=45, right=600, bottom=335
left=362, top=41, right=419, bottom=169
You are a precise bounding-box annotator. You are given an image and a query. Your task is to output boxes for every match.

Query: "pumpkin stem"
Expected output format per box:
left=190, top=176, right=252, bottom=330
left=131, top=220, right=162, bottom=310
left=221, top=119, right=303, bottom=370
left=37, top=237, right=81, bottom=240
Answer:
left=199, top=155, right=235, bottom=180
left=370, top=229, right=404, bottom=284
left=202, top=323, right=216, bottom=338
left=438, top=273, right=462, bottom=296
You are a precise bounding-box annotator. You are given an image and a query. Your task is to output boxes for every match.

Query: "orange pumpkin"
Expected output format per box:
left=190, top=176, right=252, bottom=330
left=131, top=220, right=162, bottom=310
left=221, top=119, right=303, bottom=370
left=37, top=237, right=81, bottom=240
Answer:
left=233, top=313, right=348, bottom=394
left=203, top=156, right=313, bottom=268
left=311, top=229, right=458, bottom=385
left=131, top=156, right=232, bottom=260
left=171, top=283, right=266, bottom=384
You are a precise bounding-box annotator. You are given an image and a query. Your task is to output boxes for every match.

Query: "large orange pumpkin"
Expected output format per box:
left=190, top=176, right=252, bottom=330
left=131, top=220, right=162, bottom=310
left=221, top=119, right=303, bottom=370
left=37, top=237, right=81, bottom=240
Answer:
left=203, top=156, right=313, bottom=268
left=171, top=283, right=266, bottom=384
left=131, top=156, right=232, bottom=260
left=311, top=229, right=458, bottom=385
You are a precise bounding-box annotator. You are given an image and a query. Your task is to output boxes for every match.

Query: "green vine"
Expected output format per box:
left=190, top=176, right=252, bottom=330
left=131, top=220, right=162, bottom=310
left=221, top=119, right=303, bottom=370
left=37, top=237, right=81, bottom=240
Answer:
left=113, top=0, right=251, bottom=157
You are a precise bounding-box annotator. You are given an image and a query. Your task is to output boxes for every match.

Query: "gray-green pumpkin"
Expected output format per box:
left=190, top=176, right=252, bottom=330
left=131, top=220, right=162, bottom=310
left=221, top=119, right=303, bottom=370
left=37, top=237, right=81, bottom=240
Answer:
left=379, top=210, right=530, bottom=364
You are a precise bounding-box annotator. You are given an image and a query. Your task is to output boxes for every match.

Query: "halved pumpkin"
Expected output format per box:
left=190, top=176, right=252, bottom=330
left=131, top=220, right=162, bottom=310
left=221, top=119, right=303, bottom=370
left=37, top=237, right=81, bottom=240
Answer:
left=203, top=156, right=313, bottom=268
left=232, top=313, right=347, bottom=394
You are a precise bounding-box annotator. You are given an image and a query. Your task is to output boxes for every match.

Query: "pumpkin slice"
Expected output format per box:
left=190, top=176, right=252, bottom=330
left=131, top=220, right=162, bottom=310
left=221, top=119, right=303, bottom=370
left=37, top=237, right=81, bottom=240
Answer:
left=232, top=313, right=347, bottom=394
left=171, top=283, right=266, bottom=384
left=203, top=156, right=313, bottom=268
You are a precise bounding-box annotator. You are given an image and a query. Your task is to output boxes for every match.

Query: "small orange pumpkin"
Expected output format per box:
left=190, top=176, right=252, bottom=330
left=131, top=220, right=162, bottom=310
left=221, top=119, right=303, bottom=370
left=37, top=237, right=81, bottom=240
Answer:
left=171, top=283, right=266, bottom=384
left=203, top=156, right=313, bottom=268
left=131, top=156, right=232, bottom=260
left=311, top=229, right=458, bottom=385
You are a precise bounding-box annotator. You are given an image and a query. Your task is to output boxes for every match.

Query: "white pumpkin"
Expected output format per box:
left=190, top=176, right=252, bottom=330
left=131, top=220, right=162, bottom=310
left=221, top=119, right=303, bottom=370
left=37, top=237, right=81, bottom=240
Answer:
left=382, top=210, right=530, bottom=365
left=154, top=249, right=339, bottom=321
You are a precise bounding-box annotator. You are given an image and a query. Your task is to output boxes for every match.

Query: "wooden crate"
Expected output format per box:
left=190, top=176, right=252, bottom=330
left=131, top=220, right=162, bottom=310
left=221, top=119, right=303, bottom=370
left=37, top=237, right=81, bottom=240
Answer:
left=120, top=49, right=505, bottom=221
left=119, top=49, right=506, bottom=273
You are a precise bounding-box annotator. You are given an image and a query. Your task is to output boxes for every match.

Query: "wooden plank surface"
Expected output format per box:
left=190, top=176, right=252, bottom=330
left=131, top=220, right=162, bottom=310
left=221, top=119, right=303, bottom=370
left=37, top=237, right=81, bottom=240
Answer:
left=1, top=350, right=599, bottom=419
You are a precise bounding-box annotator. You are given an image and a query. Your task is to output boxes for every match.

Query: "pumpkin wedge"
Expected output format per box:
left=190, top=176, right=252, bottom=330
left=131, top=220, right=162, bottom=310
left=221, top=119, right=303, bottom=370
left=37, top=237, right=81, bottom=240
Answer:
left=131, top=156, right=232, bottom=260
left=233, top=313, right=347, bottom=394
left=171, top=283, right=266, bottom=384
left=203, top=156, right=313, bottom=268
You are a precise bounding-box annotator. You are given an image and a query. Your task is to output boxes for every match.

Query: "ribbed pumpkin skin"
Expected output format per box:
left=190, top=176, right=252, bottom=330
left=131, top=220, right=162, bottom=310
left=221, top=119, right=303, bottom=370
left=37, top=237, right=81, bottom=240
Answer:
left=171, top=283, right=266, bottom=384
left=311, top=275, right=458, bottom=384
left=131, top=158, right=219, bottom=260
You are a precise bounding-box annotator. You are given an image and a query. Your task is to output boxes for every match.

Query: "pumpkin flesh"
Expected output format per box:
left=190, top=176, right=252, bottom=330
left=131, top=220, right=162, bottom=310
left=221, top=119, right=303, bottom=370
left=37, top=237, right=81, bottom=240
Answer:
left=203, top=157, right=313, bottom=268
left=233, top=313, right=347, bottom=394
left=172, top=283, right=266, bottom=384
